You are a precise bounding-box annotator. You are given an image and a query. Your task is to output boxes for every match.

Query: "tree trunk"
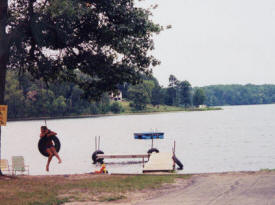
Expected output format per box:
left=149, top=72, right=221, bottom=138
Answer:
left=0, top=0, right=9, bottom=176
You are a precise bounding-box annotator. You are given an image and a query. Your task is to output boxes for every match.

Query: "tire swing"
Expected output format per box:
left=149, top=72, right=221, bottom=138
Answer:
left=92, top=150, right=104, bottom=164
left=147, top=148, right=159, bottom=154
left=38, top=136, right=61, bottom=157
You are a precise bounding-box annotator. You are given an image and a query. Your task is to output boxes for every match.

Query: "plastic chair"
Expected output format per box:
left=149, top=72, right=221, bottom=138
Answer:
left=0, top=159, right=11, bottom=174
left=12, top=156, right=29, bottom=175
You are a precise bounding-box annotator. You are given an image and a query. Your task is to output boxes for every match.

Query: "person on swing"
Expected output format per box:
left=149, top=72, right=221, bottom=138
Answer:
left=40, top=126, right=62, bottom=171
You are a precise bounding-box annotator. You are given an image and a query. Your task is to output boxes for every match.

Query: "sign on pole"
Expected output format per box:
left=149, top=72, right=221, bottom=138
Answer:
left=0, top=105, right=8, bottom=126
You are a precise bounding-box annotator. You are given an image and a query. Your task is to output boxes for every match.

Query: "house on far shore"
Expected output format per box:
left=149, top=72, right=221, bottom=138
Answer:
left=109, top=91, right=123, bottom=101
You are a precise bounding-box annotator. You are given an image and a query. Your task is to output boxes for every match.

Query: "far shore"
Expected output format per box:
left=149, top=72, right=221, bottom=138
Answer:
left=7, top=106, right=221, bottom=122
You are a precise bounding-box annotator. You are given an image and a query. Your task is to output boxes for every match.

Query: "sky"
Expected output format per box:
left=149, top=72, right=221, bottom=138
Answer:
left=140, top=0, right=275, bottom=87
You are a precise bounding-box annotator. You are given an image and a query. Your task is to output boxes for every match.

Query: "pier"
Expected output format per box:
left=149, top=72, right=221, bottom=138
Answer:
left=92, top=135, right=183, bottom=172
left=143, top=152, right=174, bottom=173
left=96, top=154, right=150, bottom=167
left=96, top=154, right=150, bottom=159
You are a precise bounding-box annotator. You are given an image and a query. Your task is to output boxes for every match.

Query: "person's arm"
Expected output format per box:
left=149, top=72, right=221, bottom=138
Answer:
left=40, top=132, right=46, bottom=138
left=46, top=130, right=57, bottom=137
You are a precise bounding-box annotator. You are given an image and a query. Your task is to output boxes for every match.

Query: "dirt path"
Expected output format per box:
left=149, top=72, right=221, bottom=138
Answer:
left=135, top=171, right=275, bottom=205
left=66, top=171, right=275, bottom=205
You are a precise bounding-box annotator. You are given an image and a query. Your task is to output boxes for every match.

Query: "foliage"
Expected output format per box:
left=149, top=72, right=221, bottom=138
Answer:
left=166, top=75, right=179, bottom=106
left=193, top=88, right=206, bottom=107
left=110, top=102, right=124, bottom=113
left=4, top=71, right=206, bottom=118
left=128, top=84, right=150, bottom=110
left=151, top=85, right=165, bottom=106
left=203, top=84, right=275, bottom=106
left=127, top=80, right=156, bottom=110
left=0, top=0, right=162, bottom=105
left=4, top=71, right=116, bottom=118
left=178, top=80, right=192, bottom=107
left=6, top=70, right=275, bottom=119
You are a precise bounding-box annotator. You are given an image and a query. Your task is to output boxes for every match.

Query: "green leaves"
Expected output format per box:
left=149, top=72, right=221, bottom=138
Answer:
left=6, top=0, right=161, bottom=100
left=193, top=88, right=206, bottom=107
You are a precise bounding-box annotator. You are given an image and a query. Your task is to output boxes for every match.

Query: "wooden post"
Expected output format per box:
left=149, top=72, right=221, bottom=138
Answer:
left=0, top=105, right=8, bottom=175
left=0, top=126, right=2, bottom=175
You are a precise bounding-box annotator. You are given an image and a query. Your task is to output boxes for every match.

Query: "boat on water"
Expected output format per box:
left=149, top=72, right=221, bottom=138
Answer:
left=134, top=132, right=164, bottom=139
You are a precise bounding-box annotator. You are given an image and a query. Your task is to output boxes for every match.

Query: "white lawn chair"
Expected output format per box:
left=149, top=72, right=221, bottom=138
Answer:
left=12, top=156, right=29, bottom=175
left=0, top=159, right=11, bottom=175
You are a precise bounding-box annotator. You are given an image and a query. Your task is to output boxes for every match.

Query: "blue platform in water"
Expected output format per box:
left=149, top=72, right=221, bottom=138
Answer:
left=134, top=132, right=164, bottom=139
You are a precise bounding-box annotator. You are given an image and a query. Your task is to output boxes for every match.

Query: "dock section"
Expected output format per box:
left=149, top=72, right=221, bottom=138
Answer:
left=97, top=154, right=149, bottom=159
left=143, top=152, right=174, bottom=173
left=96, top=154, right=150, bottom=166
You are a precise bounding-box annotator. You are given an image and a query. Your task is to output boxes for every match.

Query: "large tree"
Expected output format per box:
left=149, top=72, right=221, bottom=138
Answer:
left=178, top=80, right=192, bottom=107
left=165, top=74, right=179, bottom=106
left=0, top=0, right=161, bottom=175
left=193, top=88, right=205, bottom=107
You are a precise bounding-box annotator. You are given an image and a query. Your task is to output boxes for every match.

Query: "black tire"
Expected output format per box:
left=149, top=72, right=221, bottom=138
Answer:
left=147, top=148, right=159, bottom=154
left=92, top=150, right=104, bottom=164
left=172, top=156, right=183, bottom=170
left=38, top=135, right=61, bottom=157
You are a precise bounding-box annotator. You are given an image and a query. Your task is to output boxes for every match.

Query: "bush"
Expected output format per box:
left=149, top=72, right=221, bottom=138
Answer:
left=110, top=102, right=123, bottom=113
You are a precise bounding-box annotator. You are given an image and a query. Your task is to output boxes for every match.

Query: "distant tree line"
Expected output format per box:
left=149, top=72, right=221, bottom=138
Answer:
left=5, top=71, right=206, bottom=119
left=5, top=71, right=117, bottom=119
left=9, top=70, right=275, bottom=119
left=203, top=84, right=275, bottom=106
left=121, top=74, right=205, bottom=110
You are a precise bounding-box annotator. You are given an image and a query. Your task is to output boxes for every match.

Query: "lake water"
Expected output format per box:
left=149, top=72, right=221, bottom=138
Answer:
left=1, top=104, right=275, bottom=175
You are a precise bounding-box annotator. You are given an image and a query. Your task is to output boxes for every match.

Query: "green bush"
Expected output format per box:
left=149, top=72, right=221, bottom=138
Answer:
left=110, top=102, right=123, bottom=113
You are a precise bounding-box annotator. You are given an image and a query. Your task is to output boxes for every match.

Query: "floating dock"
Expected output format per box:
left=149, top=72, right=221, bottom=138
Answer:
left=96, top=154, right=150, bottom=160
left=93, top=135, right=183, bottom=172
left=96, top=154, right=150, bottom=166
left=143, top=152, right=174, bottom=173
left=134, top=132, right=164, bottom=139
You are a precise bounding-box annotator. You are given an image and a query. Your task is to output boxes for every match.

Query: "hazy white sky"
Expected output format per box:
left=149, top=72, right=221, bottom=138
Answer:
left=141, top=0, right=275, bottom=87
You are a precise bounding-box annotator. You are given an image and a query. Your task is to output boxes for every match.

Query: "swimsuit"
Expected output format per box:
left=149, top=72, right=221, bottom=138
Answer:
left=44, top=135, right=54, bottom=149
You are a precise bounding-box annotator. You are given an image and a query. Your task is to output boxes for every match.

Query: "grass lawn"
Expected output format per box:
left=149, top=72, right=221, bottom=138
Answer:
left=0, top=174, right=191, bottom=205
left=118, top=101, right=221, bottom=114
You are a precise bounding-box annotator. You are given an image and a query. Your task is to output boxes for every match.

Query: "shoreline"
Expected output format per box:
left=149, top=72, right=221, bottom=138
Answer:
left=7, top=107, right=221, bottom=122
left=2, top=169, right=273, bottom=177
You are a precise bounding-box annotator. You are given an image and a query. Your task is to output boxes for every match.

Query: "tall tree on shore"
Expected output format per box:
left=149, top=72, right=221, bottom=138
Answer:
left=0, top=0, right=161, bottom=175
left=178, top=80, right=192, bottom=107
left=166, top=74, right=179, bottom=106
left=193, top=88, right=206, bottom=107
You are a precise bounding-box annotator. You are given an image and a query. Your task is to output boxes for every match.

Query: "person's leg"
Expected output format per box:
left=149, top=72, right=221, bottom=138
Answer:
left=50, top=147, right=62, bottom=163
left=46, top=148, right=54, bottom=171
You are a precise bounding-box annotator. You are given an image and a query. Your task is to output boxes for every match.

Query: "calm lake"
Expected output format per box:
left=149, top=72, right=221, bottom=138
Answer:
left=1, top=104, right=275, bottom=175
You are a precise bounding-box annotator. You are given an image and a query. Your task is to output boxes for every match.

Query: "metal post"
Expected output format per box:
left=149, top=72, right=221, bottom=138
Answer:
left=173, top=140, right=176, bottom=170
left=95, top=136, right=97, bottom=151
left=98, top=136, right=100, bottom=150
left=142, top=156, right=144, bottom=168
